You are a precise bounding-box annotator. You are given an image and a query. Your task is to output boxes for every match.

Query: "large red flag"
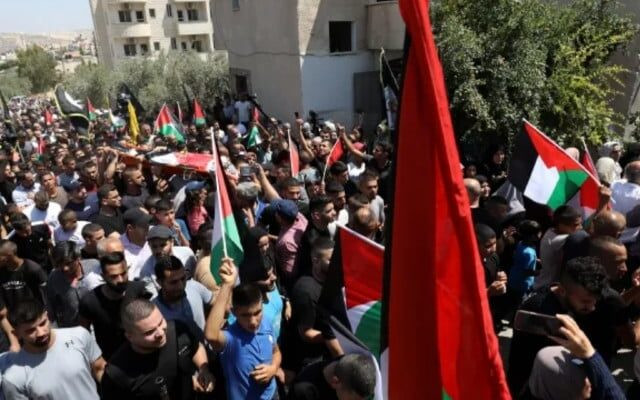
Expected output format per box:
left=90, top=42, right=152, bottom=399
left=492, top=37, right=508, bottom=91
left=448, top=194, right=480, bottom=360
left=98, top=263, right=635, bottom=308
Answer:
left=388, top=1, right=511, bottom=399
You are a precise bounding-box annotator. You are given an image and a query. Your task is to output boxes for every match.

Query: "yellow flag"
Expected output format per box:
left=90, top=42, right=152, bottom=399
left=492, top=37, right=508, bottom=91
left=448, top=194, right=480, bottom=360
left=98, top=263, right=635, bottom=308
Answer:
left=127, top=100, right=140, bottom=145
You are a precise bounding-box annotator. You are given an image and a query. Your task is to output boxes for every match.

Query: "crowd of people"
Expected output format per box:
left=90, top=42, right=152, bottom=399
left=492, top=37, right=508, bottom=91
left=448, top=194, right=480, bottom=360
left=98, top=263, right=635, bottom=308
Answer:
left=2, top=90, right=639, bottom=400
left=0, top=94, right=385, bottom=400
left=465, top=141, right=640, bottom=399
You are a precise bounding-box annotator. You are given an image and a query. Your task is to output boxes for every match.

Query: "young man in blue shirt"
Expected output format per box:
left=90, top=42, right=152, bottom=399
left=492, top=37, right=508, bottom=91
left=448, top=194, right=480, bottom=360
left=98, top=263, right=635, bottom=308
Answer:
left=205, top=258, right=282, bottom=400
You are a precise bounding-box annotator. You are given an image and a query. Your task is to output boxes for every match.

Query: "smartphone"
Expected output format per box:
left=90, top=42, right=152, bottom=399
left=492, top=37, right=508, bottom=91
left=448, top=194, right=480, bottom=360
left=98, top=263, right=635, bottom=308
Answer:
left=240, top=166, right=253, bottom=177
left=514, top=310, right=563, bottom=337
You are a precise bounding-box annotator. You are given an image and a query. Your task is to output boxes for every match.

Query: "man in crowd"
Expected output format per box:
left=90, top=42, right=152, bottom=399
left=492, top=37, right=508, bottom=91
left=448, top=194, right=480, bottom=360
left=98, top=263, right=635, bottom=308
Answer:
left=23, top=190, right=61, bottom=231
left=137, top=225, right=197, bottom=281
left=80, top=223, right=105, bottom=259
left=91, top=183, right=125, bottom=236
left=101, top=299, right=214, bottom=398
left=0, top=239, right=48, bottom=310
left=9, top=212, right=52, bottom=271
left=40, top=170, right=68, bottom=208
left=205, top=258, right=282, bottom=400
left=54, top=209, right=89, bottom=245
left=47, top=241, right=102, bottom=327
left=79, top=251, right=151, bottom=360
left=2, top=299, right=106, bottom=399
left=153, top=254, right=213, bottom=339
left=121, top=207, right=152, bottom=277
left=357, top=170, right=385, bottom=227
left=297, top=196, right=336, bottom=277
left=59, top=155, right=79, bottom=189
left=273, top=199, right=308, bottom=292
left=64, top=181, right=99, bottom=221
left=12, top=169, right=40, bottom=208
left=121, top=166, right=149, bottom=210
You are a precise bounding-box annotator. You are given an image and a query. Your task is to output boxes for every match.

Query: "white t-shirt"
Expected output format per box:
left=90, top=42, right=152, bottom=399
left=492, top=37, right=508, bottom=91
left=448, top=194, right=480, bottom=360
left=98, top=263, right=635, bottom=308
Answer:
left=534, top=229, right=569, bottom=290
left=234, top=100, right=252, bottom=123
left=23, top=203, right=62, bottom=231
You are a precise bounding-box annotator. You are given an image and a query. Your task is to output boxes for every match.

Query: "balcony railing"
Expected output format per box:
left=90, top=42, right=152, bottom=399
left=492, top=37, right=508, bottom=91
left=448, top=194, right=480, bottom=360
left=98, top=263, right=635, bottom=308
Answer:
left=111, top=23, right=151, bottom=38
left=176, top=21, right=212, bottom=36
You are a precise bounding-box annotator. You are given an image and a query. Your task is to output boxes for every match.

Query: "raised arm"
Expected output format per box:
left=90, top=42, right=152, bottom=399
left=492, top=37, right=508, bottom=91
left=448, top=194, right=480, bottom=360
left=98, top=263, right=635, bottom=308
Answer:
left=204, top=257, right=237, bottom=351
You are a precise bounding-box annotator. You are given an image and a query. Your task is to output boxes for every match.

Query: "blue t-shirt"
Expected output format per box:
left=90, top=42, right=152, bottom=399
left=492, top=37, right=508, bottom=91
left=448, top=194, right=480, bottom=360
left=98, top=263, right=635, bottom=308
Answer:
left=221, top=319, right=276, bottom=400
left=509, top=242, right=537, bottom=295
left=228, top=287, right=283, bottom=339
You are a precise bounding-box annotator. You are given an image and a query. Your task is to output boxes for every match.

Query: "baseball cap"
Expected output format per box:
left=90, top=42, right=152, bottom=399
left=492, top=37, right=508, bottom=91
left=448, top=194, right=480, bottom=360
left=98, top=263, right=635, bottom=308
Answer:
left=123, top=208, right=152, bottom=229
left=146, top=225, right=174, bottom=241
left=271, top=199, right=298, bottom=220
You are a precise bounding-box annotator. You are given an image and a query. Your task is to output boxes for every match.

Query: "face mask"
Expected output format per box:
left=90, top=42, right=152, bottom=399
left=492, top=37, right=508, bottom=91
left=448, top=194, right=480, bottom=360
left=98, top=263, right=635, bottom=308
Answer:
left=107, top=281, right=127, bottom=294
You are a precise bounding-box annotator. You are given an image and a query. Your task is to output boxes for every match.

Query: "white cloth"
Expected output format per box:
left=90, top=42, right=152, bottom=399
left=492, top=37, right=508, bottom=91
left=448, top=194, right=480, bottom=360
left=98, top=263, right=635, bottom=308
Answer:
left=611, top=180, right=640, bottom=216
left=23, top=203, right=62, bottom=231
left=534, top=229, right=568, bottom=290
left=53, top=221, right=89, bottom=246
left=121, top=233, right=151, bottom=280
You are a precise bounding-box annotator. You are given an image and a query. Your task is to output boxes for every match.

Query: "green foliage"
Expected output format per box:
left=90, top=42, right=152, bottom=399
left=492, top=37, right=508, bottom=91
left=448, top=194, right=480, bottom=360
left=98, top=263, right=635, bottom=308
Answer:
left=15, top=45, right=58, bottom=93
left=431, top=0, right=637, bottom=158
left=63, top=51, right=229, bottom=120
left=0, top=70, right=32, bottom=98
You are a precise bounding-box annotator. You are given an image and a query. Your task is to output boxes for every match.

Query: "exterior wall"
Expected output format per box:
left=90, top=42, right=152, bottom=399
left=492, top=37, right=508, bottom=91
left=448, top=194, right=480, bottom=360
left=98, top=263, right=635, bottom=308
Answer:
left=90, top=0, right=215, bottom=68
left=366, top=0, right=404, bottom=51
left=300, top=52, right=376, bottom=124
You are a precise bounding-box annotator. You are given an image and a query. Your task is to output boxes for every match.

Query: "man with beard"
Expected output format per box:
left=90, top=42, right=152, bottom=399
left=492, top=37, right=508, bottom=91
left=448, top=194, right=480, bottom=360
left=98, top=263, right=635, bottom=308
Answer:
left=90, top=184, right=125, bottom=236
left=101, top=299, right=214, bottom=399
left=23, top=190, right=62, bottom=233
left=121, top=166, right=149, bottom=210
left=296, top=196, right=336, bottom=278
left=64, top=181, right=99, bottom=221
left=79, top=251, right=151, bottom=359
left=12, top=169, right=40, bottom=208
left=2, top=299, right=106, bottom=399
left=39, top=171, right=68, bottom=208
left=507, top=256, right=620, bottom=396
left=153, top=255, right=213, bottom=340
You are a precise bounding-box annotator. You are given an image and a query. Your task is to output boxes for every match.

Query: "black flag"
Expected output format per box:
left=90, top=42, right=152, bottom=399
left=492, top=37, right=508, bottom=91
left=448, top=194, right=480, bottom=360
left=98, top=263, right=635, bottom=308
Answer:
left=54, top=86, right=90, bottom=135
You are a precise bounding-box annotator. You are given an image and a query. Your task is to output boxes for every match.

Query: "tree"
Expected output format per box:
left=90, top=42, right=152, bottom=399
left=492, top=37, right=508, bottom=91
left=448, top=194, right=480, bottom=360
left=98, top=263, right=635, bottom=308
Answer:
left=431, top=0, right=637, bottom=160
left=15, top=45, right=58, bottom=93
left=63, top=51, right=229, bottom=121
left=0, top=70, right=32, bottom=98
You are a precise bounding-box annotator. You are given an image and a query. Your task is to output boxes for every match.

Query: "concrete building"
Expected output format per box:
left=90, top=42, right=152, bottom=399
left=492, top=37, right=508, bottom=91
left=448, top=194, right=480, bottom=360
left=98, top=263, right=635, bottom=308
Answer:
left=89, top=0, right=215, bottom=68
left=211, top=0, right=404, bottom=128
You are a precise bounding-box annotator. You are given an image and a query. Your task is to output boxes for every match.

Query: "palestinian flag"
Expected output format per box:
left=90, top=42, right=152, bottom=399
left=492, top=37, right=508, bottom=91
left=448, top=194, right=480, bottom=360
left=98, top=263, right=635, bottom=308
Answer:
left=155, top=104, right=185, bottom=143
left=149, top=152, right=213, bottom=173
left=246, top=125, right=261, bottom=149
left=87, top=98, right=97, bottom=121
left=288, top=131, right=300, bottom=176
left=210, top=135, right=244, bottom=284
left=508, top=121, right=599, bottom=210
left=193, top=99, right=206, bottom=127
left=319, top=225, right=386, bottom=399
left=53, top=85, right=90, bottom=134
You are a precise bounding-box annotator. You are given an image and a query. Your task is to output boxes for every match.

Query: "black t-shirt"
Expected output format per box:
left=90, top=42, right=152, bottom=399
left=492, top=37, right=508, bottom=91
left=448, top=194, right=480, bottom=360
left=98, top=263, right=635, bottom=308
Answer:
left=101, top=320, right=198, bottom=400
left=78, top=281, right=151, bottom=360
left=90, top=209, right=125, bottom=236
left=289, top=276, right=331, bottom=367
left=10, top=224, right=51, bottom=271
left=0, top=258, right=47, bottom=310
left=290, top=359, right=338, bottom=400
left=0, top=180, right=15, bottom=204
left=296, top=224, right=331, bottom=280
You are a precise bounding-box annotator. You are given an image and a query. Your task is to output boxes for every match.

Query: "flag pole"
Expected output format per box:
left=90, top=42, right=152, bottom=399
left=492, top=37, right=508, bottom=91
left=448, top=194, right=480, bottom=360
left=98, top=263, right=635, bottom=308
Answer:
left=211, top=132, right=229, bottom=258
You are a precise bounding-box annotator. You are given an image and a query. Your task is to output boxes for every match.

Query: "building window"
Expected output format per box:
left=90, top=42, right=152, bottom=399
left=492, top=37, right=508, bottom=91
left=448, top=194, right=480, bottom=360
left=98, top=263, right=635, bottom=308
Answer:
left=329, top=21, right=353, bottom=53
left=149, top=8, right=156, bottom=18
left=135, top=10, right=145, bottom=23
left=118, top=10, right=132, bottom=23
left=166, top=4, right=172, bottom=17
left=140, top=43, right=149, bottom=55
left=177, top=10, right=184, bottom=22
left=181, top=42, right=187, bottom=51
left=187, top=9, right=199, bottom=21
left=123, top=44, right=137, bottom=56
left=192, top=40, right=202, bottom=52
left=171, top=38, right=177, bottom=49
left=154, top=41, right=160, bottom=51
left=232, top=0, right=240, bottom=11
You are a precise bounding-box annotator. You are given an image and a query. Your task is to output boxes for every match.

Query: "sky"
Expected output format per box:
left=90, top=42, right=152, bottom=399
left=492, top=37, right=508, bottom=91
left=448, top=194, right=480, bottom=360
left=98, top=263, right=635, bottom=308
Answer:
left=0, top=0, right=92, bottom=34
